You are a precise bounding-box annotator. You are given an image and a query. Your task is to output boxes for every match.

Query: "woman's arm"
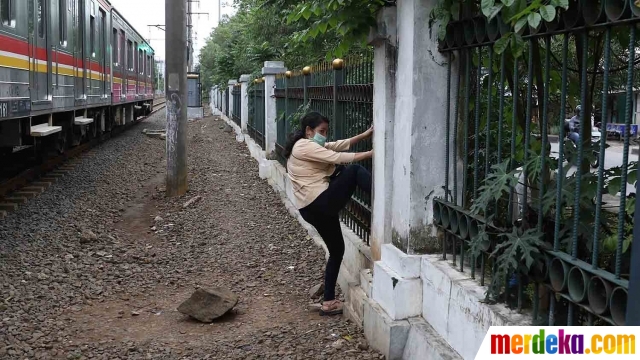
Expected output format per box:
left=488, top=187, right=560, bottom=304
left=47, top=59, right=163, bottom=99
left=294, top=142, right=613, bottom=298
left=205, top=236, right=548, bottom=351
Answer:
left=348, top=126, right=373, bottom=145
left=352, top=150, right=373, bottom=162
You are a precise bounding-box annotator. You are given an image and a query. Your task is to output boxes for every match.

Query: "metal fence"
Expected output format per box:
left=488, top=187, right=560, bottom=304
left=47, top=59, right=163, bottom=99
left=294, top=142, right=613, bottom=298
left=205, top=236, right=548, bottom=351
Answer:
left=275, top=53, right=374, bottom=243
left=232, top=84, right=241, bottom=127
left=435, top=2, right=640, bottom=326
left=248, top=80, right=266, bottom=149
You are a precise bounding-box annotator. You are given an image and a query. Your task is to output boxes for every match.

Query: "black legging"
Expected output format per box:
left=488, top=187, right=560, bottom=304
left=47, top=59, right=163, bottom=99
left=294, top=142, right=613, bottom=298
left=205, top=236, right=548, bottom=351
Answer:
left=299, top=164, right=372, bottom=301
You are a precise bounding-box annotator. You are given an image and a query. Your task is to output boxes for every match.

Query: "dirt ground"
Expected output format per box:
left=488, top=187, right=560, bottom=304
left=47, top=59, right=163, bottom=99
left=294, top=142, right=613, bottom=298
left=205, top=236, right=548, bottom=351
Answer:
left=0, top=111, right=380, bottom=359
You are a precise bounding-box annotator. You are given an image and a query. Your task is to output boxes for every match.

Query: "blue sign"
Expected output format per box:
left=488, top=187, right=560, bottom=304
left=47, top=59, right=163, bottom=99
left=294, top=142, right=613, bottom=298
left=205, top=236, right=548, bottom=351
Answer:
left=607, top=123, right=639, bottom=136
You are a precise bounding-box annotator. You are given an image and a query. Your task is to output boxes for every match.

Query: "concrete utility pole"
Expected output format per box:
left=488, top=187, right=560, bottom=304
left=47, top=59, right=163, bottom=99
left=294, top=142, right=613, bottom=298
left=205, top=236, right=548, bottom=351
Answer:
left=187, top=0, right=193, bottom=72
left=165, top=0, right=188, bottom=197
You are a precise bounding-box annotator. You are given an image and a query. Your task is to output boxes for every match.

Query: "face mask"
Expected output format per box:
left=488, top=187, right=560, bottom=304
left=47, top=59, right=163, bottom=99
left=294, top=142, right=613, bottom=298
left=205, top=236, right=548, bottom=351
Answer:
left=312, top=132, right=326, bottom=147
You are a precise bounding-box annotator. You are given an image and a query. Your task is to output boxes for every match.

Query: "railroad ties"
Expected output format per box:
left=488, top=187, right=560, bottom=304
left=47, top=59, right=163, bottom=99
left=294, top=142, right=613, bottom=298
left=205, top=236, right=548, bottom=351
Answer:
left=0, top=162, right=79, bottom=220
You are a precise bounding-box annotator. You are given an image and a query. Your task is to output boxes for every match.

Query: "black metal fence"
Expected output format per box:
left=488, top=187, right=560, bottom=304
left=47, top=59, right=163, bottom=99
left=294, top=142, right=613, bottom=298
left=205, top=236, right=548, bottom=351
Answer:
left=275, top=53, right=374, bottom=244
left=248, top=80, right=266, bottom=149
left=435, top=1, right=639, bottom=326
left=232, top=84, right=241, bottom=127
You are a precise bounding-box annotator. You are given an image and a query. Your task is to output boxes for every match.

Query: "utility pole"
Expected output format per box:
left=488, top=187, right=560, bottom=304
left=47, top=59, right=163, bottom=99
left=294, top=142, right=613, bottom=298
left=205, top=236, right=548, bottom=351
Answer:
left=165, top=0, right=188, bottom=197
left=187, top=0, right=193, bottom=72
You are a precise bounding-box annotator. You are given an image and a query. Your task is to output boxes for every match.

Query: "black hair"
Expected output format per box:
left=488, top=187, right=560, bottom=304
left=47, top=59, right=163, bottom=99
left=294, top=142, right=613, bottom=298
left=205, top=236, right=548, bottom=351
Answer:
left=283, top=111, right=330, bottom=158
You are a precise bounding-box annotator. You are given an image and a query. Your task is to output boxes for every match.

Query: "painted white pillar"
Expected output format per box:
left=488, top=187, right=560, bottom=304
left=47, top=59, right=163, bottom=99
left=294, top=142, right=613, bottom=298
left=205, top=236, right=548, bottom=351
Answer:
left=262, top=61, right=287, bottom=155
left=390, top=0, right=458, bottom=254
left=221, top=85, right=227, bottom=116
left=228, top=80, right=237, bottom=119
left=368, top=7, right=397, bottom=261
left=239, top=74, right=250, bottom=132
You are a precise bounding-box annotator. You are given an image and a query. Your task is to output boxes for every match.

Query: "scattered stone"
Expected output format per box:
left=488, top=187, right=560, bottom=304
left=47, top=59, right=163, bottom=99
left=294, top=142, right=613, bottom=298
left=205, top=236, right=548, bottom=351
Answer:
left=309, top=283, right=324, bottom=299
left=154, top=216, right=163, bottom=222
left=182, top=196, right=202, bottom=209
left=331, top=339, right=346, bottom=350
left=79, top=229, right=98, bottom=244
left=131, top=311, right=140, bottom=316
left=223, top=124, right=233, bottom=133
left=177, top=288, right=238, bottom=323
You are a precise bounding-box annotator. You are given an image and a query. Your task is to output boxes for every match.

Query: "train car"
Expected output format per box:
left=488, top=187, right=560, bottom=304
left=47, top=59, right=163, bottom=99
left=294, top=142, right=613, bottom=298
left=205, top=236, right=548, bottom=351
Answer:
left=0, top=0, right=154, bottom=156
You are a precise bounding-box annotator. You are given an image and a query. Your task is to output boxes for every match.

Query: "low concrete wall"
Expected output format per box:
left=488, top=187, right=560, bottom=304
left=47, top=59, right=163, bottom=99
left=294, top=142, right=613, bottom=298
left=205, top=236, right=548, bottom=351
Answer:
left=365, top=244, right=529, bottom=359
left=218, top=114, right=372, bottom=320
left=421, top=255, right=529, bottom=359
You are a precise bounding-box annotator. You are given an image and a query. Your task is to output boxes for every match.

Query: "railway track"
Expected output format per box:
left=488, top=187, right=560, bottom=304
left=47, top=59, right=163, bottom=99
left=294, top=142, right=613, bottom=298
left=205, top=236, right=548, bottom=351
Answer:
left=0, top=101, right=167, bottom=219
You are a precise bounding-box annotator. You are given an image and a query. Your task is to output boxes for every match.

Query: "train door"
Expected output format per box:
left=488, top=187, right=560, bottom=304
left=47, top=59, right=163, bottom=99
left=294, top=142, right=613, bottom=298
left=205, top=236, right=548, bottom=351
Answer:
left=74, top=0, right=85, bottom=101
left=30, top=0, right=52, bottom=103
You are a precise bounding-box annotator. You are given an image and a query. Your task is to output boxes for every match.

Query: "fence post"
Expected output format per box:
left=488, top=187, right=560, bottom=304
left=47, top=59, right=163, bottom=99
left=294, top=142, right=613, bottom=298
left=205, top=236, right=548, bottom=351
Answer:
left=228, top=80, right=237, bottom=119
left=332, top=59, right=345, bottom=140
left=389, top=0, right=457, bottom=254
left=239, top=74, right=250, bottom=133
left=262, top=61, right=287, bottom=155
left=303, top=66, right=310, bottom=105
left=368, top=6, right=397, bottom=260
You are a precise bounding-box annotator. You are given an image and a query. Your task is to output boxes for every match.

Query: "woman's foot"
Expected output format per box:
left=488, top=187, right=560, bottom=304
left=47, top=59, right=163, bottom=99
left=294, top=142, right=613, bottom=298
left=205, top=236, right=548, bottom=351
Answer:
left=320, top=299, right=343, bottom=316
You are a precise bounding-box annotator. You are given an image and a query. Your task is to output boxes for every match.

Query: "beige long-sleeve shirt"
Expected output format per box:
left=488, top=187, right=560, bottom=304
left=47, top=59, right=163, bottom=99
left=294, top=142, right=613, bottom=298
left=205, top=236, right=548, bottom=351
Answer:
left=287, top=138, right=354, bottom=209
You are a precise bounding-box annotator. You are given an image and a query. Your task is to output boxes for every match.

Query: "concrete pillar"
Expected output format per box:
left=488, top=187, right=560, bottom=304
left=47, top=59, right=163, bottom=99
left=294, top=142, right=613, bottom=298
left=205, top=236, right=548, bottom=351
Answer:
left=368, top=7, right=397, bottom=261
left=228, top=80, right=237, bottom=119
left=239, top=74, right=250, bottom=132
left=262, top=61, right=287, bottom=155
left=390, top=0, right=458, bottom=254
left=221, top=86, right=227, bottom=116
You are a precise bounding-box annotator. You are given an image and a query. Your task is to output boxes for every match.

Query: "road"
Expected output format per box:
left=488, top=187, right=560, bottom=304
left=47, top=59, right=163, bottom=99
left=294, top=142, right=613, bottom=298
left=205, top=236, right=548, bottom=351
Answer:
left=549, top=141, right=638, bottom=197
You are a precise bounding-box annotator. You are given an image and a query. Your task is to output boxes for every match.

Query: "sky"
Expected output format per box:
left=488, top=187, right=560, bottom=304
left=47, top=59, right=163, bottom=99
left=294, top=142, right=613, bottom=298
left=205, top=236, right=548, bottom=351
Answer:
left=108, top=0, right=236, bottom=65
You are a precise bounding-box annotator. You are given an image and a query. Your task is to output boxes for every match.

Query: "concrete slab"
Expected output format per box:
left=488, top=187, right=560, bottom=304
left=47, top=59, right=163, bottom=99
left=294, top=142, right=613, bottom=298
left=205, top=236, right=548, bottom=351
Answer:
left=372, top=261, right=422, bottom=320
left=346, top=286, right=367, bottom=327
left=74, top=117, right=94, bottom=125
left=4, top=197, right=27, bottom=204
left=0, top=203, right=18, bottom=211
left=421, top=255, right=529, bottom=360
left=13, top=191, right=38, bottom=199
left=363, top=297, right=410, bottom=360
left=381, top=244, right=421, bottom=279
left=32, top=182, right=52, bottom=187
left=30, top=124, right=62, bottom=137
left=402, top=317, right=462, bottom=360
left=21, top=186, right=45, bottom=193
left=360, top=269, right=373, bottom=298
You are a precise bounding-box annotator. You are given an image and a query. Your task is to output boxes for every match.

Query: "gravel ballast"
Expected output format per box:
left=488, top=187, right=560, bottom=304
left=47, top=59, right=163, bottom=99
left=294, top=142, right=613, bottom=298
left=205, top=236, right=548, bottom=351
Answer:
left=0, top=110, right=380, bottom=359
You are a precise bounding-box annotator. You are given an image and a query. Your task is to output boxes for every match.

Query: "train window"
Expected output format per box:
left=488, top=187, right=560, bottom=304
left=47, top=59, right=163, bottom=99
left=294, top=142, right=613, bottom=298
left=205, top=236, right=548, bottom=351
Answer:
left=138, top=48, right=143, bottom=74
left=119, top=30, right=125, bottom=65
left=127, top=40, right=133, bottom=71
left=100, top=10, right=105, bottom=60
left=134, top=42, right=139, bottom=72
left=112, top=29, right=118, bottom=64
left=90, top=15, right=95, bottom=57
left=37, top=0, right=44, bottom=38
left=59, top=0, right=67, bottom=45
left=1, top=0, right=15, bottom=27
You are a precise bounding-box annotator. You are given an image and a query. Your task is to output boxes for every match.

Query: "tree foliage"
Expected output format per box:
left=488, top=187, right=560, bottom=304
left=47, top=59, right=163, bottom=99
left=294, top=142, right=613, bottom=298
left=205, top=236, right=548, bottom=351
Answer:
left=199, top=0, right=380, bottom=91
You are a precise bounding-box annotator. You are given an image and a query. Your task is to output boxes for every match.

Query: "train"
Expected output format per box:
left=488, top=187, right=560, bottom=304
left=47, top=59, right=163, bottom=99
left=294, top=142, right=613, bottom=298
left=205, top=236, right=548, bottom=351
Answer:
left=0, top=0, right=155, bottom=157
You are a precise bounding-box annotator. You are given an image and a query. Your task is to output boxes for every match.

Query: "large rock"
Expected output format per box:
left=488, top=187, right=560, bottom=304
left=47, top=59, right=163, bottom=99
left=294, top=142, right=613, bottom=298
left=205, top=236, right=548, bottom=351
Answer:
left=177, top=288, right=238, bottom=323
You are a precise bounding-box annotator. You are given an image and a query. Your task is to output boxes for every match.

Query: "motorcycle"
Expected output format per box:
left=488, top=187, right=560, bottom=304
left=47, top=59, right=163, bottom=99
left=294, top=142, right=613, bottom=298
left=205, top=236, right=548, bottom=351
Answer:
left=564, top=120, right=601, bottom=169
